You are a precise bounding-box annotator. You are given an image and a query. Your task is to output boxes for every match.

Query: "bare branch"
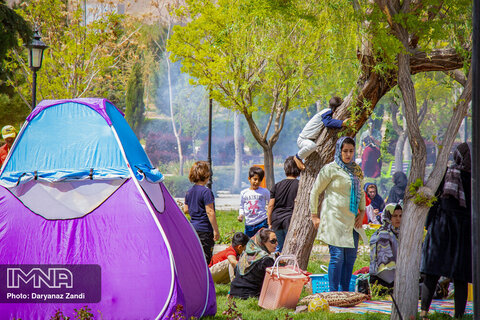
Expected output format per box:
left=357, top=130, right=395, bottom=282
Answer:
left=417, top=98, right=428, bottom=125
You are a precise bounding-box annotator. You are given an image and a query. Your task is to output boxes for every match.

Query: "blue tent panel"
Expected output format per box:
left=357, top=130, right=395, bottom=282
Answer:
left=0, top=102, right=129, bottom=186
left=106, top=102, right=163, bottom=183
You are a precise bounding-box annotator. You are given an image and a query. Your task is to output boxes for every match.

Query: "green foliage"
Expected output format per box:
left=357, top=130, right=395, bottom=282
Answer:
left=362, top=0, right=472, bottom=73
left=0, top=92, right=30, bottom=129
left=379, top=126, right=394, bottom=163
left=125, top=62, right=145, bottom=135
left=0, top=0, right=32, bottom=68
left=169, top=0, right=357, bottom=114
left=408, top=178, right=437, bottom=207
left=47, top=306, right=95, bottom=320
left=370, top=281, right=391, bottom=300
left=5, top=0, right=145, bottom=108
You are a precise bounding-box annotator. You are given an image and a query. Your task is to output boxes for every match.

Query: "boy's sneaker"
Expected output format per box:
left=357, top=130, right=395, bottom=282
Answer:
left=294, top=156, right=305, bottom=170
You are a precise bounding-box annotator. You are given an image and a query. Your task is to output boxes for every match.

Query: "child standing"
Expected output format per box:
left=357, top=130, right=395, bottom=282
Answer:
left=184, top=161, right=220, bottom=265
left=294, top=96, right=349, bottom=170
left=238, top=167, right=270, bottom=238
left=266, top=156, right=300, bottom=252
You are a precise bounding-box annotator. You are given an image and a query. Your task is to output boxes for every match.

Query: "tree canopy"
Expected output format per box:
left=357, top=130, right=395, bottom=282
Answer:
left=168, top=0, right=359, bottom=187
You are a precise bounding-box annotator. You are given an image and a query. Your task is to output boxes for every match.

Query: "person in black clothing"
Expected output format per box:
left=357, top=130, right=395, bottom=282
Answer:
left=387, top=171, right=407, bottom=205
left=266, top=156, right=300, bottom=252
left=229, top=228, right=277, bottom=299
left=420, top=142, right=472, bottom=319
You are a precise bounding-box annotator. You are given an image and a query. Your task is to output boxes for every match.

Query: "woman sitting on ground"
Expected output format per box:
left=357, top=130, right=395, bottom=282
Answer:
left=369, top=203, right=402, bottom=291
left=229, top=228, right=277, bottom=299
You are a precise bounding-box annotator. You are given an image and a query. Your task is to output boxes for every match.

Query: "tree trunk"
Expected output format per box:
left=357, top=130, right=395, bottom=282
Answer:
left=394, top=131, right=405, bottom=174
left=263, top=146, right=275, bottom=190
left=283, top=46, right=467, bottom=271
left=392, top=201, right=430, bottom=319
left=391, top=56, right=473, bottom=320
left=233, top=112, right=242, bottom=191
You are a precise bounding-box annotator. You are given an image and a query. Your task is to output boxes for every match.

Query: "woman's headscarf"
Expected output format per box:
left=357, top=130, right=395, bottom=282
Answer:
left=364, top=183, right=385, bottom=211
left=334, top=136, right=363, bottom=215
left=443, top=142, right=471, bottom=207
left=388, top=171, right=408, bottom=204
left=237, top=230, right=271, bottom=276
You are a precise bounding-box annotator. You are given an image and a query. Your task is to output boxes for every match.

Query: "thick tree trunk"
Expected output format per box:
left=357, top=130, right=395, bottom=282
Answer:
left=392, top=202, right=430, bottom=319
left=233, top=112, right=242, bottom=191
left=391, top=61, right=473, bottom=320
left=283, top=47, right=467, bottom=271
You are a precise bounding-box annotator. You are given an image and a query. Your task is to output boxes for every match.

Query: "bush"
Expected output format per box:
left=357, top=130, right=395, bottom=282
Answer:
left=163, top=175, right=191, bottom=198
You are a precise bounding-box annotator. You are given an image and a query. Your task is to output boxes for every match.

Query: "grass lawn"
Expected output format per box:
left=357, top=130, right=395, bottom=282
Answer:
left=211, top=210, right=471, bottom=320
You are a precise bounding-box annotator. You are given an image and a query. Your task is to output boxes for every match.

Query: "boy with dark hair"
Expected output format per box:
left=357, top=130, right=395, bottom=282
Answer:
left=294, top=96, right=349, bottom=170
left=209, top=232, right=249, bottom=284
left=267, top=156, right=300, bottom=252
left=238, top=166, right=270, bottom=237
left=184, top=161, right=220, bottom=265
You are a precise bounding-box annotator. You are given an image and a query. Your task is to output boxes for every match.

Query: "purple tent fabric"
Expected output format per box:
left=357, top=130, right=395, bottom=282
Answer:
left=0, top=99, right=216, bottom=319
left=27, top=98, right=121, bottom=125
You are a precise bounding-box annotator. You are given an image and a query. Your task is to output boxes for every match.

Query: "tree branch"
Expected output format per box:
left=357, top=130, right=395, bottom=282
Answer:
left=443, top=69, right=467, bottom=86
left=410, top=48, right=466, bottom=74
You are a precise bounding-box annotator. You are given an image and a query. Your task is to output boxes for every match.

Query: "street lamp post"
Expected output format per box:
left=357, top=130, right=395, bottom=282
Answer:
left=25, top=29, right=48, bottom=110
left=207, top=92, right=213, bottom=190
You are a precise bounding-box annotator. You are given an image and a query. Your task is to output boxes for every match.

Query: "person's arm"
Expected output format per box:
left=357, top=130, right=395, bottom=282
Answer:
left=321, top=110, right=345, bottom=128
left=226, top=254, right=238, bottom=268
left=183, top=204, right=189, bottom=215
left=206, top=203, right=220, bottom=241
left=355, top=209, right=365, bottom=229
left=267, top=198, right=275, bottom=229
left=238, top=193, right=244, bottom=222
left=355, top=179, right=366, bottom=228
left=309, top=165, right=332, bottom=228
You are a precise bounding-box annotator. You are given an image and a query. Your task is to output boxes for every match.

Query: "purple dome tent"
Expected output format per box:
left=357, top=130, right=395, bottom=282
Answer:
left=0, top=98, right=216, bottom=319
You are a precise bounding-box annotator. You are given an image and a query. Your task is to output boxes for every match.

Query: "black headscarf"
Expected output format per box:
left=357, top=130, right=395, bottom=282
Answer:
left=388, top=171, right=407, bottom=204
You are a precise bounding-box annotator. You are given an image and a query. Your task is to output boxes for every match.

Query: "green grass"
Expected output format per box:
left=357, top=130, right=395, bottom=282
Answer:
left=204, top=284, right=391, bottom=320
left=211, top=211, right=473, bottom=319
left=215, top=210, right=371, bottom=274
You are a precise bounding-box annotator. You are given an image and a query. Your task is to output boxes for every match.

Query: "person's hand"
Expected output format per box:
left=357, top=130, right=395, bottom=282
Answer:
left=311, top=214, right=320, bottom=229
left=237, top=216, right=243, bottom=222
left=355, top=213, right=364, bottom=229
left=342, top=118, right=350, bottom=127
left=213, top=230, right=220, bottom=241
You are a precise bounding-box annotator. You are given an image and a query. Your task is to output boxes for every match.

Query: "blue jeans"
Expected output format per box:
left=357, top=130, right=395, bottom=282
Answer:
left=274, top=229, right=287, bottom=252
left=244, top=219, right=268, bottom=238
left=328, top=231, right=359, bottom=291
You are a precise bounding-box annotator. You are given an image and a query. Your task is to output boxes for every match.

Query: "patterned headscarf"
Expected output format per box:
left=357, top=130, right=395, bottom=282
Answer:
left=443, top=142, right=471, bottom=207
left=334, top=136, right=364, bottom=215
left=369, top=203, right=401, bottom=277
left=237, top=230, right=271, bottom=276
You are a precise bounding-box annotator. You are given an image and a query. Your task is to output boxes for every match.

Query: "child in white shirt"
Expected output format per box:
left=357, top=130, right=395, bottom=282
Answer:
left=238, top=166, right=270, bottom=237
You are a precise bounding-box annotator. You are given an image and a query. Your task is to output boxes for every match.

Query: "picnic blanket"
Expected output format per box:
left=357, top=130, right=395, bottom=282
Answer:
left=329, top=300, right=473, bottom=317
